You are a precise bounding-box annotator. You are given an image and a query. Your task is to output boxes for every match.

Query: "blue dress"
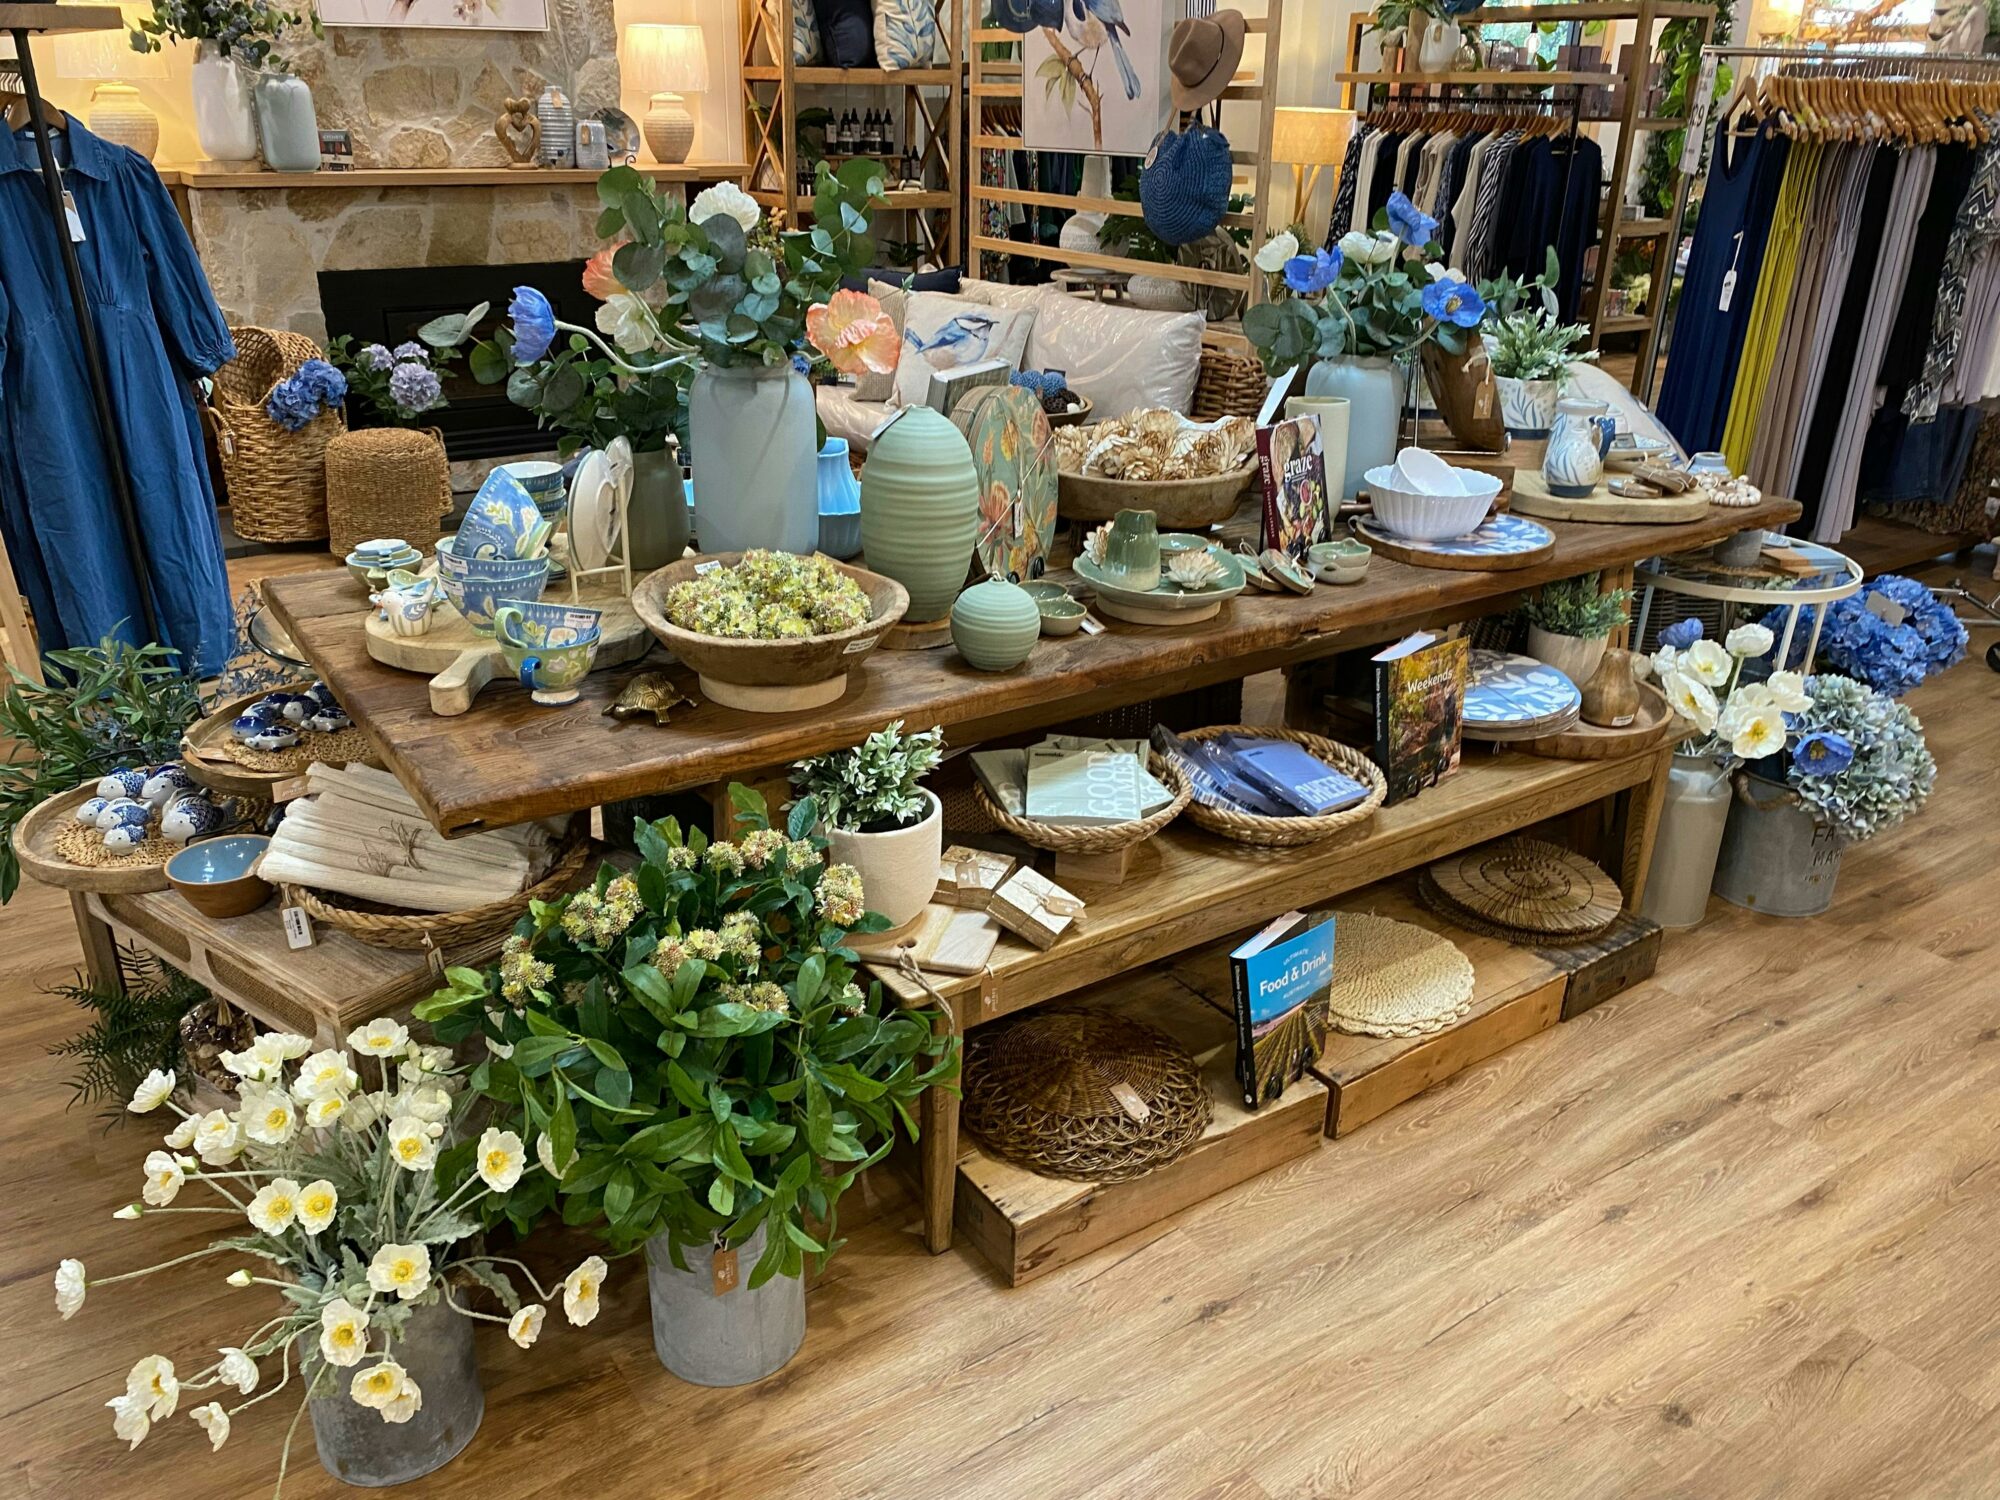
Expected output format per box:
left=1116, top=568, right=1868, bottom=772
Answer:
left=0, top=122, right=235, bottom=675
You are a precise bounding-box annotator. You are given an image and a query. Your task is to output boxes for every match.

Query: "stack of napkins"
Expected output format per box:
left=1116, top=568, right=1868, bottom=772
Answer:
left=1152, top=726, right=1371, bottom=818
left=974, top=735, right=1176, bottom=827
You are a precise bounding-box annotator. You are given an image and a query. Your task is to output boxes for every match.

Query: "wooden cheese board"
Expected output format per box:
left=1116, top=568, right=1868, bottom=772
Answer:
left=850, top=902, right=1002, bottom=977
left=1517, top=682, right=1680, bottom=760
left=1508, top=469, right=1710, bottom=525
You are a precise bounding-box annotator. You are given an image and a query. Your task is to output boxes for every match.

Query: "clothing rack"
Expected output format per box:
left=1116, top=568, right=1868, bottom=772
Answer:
left=0, top=4, right=160, bottom=648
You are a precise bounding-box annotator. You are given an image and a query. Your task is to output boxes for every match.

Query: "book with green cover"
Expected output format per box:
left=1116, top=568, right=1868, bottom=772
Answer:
left=1372, top=632, right=1469, bottom=805
left=1024, top=746, right=1146, bottom=826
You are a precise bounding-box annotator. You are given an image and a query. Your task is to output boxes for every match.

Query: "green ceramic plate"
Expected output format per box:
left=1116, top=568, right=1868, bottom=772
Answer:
left=1074, top=546, right=1247, bottom=612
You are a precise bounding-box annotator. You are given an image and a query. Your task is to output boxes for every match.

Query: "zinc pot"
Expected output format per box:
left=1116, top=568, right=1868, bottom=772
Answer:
left=1306, top=355, right=1405, bottom=501
left=647, top=1223, right=806, bottom=1386
left=859, top=407, right=979, bottom=622
left=626, top=443, right=692, bottom=570
left=1711, top=771, right=1844, bottom=917
left=254, top=71, right=320, bottom=172
left=309, top=1295, right=483, bottom=1487
left=1638, top=751, right=1732, bottom=929
left=688, top=365, right=818, bottom=555
left=1525, top=625, right=1608, bottom=691
left=825, top=787, right=942, bottom=928
left=190, top=41, right=258, bottom=162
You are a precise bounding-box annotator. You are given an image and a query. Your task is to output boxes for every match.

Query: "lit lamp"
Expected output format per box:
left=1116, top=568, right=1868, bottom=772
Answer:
left=1271, top=106, right=1355, bottom=231
left=54, top=28, right=169, bottom=161
left=626, top=24, right=709, bottom=166
left=1757, top=0, right=1803, bottom=40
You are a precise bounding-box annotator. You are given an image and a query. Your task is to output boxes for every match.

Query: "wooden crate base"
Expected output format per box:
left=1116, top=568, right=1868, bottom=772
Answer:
left=1545, top=912, right=1662, bottom=1019
left=954, top=968, right=1325, bottom=1287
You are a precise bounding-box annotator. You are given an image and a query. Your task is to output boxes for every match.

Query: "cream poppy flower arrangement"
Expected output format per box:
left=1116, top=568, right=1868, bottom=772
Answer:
left=53, top=1022, right=604, bottom=1489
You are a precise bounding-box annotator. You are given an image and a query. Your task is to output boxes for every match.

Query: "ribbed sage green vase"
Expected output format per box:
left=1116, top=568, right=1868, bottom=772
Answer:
left=951, top=578, right=1040, bottom=671
left=859, top=407, right=979, bottom=622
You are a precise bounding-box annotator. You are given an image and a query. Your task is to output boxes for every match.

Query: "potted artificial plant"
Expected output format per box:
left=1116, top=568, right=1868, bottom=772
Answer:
left=791, top=721, right=945, bottom=930
left=1520, top=574, right=1634, bottom=689
left=1486, top=305, right=1598, bottom=438
left=416, top=788, right=955, bottom=1387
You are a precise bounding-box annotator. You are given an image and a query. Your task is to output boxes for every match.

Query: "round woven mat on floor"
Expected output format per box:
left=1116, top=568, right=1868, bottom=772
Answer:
left=1423, top=837, right=1623, bottom=941
left=1326, top=912, right=1476, bottom=1037
left=964, top=1008, right=1212, bottom=1183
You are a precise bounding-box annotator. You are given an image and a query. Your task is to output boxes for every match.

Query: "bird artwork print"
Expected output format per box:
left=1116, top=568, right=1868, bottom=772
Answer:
left=1007, top=0, right=1149, bottom=148
left=907, top=312, right=1000, bottom=370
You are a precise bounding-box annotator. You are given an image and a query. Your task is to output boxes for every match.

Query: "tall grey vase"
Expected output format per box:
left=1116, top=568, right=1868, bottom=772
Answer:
left=646, top=1224, right=806, bottom=1386
left=625, top=443, right=691, bottom=571
left=687, top=365, right=819, bottom=555
left=309, top=1294, right=484, bottom=1487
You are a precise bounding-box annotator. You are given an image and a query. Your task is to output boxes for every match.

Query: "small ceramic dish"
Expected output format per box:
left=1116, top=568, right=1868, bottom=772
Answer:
left=1022, top=580, right=1071, bottom=604
left=1038, top=598, right=1087, bottom=636
left=1259, top=548, right=1316, bottom=595
left=165, top=834, right=272, bottom=919
left=345, top=547, right=422, bottom=589
left=1308, top=538, right=1373, bottom=585
left=1157, top=532, right=1216, bottom=557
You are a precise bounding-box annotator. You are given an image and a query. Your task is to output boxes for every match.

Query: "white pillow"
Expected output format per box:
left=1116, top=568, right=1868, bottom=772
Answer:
left=893, top=291, right=1037, bottom=409
left=956, top=277, right=1047, bottom=311
left=1023, top=289, right=1206, bottom=418
left=873, top=0, right=938, bottom=69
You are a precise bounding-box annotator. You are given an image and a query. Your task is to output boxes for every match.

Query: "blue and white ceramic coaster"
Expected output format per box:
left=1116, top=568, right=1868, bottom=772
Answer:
left=1464, top=650, right=1583, bottom=731
left=1354, top=512, right=1556, bottom=563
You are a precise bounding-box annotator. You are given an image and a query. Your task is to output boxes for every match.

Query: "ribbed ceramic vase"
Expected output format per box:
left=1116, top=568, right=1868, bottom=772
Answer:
left=951, top=578, right=1040, bottom=671
left=689, top=365, right=818, bottom=555
left=859, top=407, right=978, bottom=621
left=1306, top=356, right=1404, bottom=500
left=309, top=1296, right=483, bottom=1487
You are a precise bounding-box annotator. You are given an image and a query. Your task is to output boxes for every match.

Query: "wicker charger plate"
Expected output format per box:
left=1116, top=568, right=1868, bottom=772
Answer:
left=1423, top=837, right=1623, bottom=943
left=971, top=751, right=1192, bottom=856
left=1168, top=726, right=1386, bottom=850
left=964, top=1007, right=1211, bottom=1184
left=1325, top=912, right=1476, bottom=1038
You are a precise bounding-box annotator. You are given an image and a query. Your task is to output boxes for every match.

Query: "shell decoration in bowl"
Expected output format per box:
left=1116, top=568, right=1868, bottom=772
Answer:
left=1166, top=548, right=1227, bottom=591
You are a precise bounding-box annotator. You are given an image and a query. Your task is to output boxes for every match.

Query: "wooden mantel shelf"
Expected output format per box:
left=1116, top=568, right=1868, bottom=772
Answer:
left=155, top=162, right=749, bottom=190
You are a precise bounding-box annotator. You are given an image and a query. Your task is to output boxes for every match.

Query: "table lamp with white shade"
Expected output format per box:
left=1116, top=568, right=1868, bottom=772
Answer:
left=53, top=27, right=169, bottom=161
left=625, top=23, right=709, bottom=165
left=1271, top=106, right=1354, bottom=232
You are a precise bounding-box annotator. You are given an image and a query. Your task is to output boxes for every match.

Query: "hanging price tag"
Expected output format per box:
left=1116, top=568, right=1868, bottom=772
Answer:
left=710, top=1245, right=740, bottom=1296
left=62, top=190, right=86, bottom=243
left=1718, top=268, right=1737, bottom=313
left=281, top=906, right=316, bottom=949
left=1680, top=53, right=1718, bottom=176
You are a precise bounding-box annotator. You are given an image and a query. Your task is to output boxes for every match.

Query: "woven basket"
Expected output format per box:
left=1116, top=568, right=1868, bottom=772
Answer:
left=972, top=751, right=1191, bottom=855
left=1167, top=726, right=1386, bottom=849
left=280, top=832, right=595, bottom=953
left=325, top=426, right=454, bottom=558
left=1190, top=346, right=1270, bottom=421
left=213, top=327, right=344, bottom=543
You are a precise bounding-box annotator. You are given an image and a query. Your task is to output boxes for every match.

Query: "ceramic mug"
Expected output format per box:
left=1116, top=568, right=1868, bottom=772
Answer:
left=496, top=610, right=601, bottom=706
left=492, top=599, right=603, bottom=650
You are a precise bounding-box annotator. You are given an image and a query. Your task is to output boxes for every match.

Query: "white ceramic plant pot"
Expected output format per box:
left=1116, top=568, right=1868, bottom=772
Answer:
left=824, top=788, right=942, bottom=929
left=1496, top=374, right=1560, bottom=438
left=1525, top=626, right=1608, bottom=690
left=1306, top=356, right=1404, bottom=500
left=1416, top=16, right=1463, bottom=73
left=1059, top=155, right=1114, bottom=255
left=190, top=41, right=258, bottom=162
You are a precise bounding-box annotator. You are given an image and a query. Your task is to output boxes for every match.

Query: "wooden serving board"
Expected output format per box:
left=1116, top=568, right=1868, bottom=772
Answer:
left=1509, top=469, right=1710, bottom=525
left=1518, top=683, right=1679, bottom=761
left=852, top=902, right=1002, bottom=977
left=364, top=584, right=651, bottom=717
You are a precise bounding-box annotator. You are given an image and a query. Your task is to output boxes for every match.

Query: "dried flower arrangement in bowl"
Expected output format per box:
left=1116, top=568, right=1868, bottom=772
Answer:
left=1054, top=410, right=1261, bottom=526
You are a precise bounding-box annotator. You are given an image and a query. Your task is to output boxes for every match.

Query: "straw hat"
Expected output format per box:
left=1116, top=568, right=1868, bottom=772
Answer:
left=1169, top=10, right=1247, bottom=112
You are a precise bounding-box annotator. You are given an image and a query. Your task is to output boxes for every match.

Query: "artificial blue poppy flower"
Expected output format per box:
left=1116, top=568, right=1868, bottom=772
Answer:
left=1283, top=247, right=1343, bottom=295
left=1659, top=617, right=1704, bottom=650
left=1792, top=730, right=1855, bottom=776
left=1422, top=276, right=1486, bottom=327
left=509, top=286, right=557, bottom=364
left=1386, top=190, right=1438, bottom=249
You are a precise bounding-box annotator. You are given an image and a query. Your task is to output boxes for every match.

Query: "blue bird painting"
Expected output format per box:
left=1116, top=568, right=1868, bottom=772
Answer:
left=1070, top=0, right=1141, bottom=100
left=907, top=312, right=1000, bottom=370
left=991, top=0, right=1065, bottom=30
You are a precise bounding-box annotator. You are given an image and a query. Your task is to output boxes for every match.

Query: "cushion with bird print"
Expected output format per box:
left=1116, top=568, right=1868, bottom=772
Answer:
left=892, top=291, right=1038, bottom=408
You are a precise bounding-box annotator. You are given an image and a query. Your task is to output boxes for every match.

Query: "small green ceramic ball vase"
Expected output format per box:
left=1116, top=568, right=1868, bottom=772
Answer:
left=860, top=407, right=980, bottom=622
left=951, top=577, right=1041, bottom=671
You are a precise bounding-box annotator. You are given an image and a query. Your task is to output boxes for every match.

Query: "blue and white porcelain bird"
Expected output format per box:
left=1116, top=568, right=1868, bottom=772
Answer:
left=265, top=691, right=312, bottom=725
left=907, top=312, right=999, bottom=370
left=95, top=767, right=148, bottom=800
left=304, top=682, right=341, bottom=714
left=141, top=764, right=197, bottom=809
left=1071, top=0, right=1141, bottom=100
left=243, top=723, right=301, bottom=753
left=162, top=793, right=224, bottom=845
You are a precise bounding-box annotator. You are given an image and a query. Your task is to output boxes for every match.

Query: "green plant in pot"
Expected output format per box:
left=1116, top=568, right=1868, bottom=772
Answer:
left=415, top=785, right=956, bottom=1386
left=791, top=721, right=945, bottom=930
left=1519, top=573, right=1633, bottom=689
left=1482, top=256, right=1598, bottom=438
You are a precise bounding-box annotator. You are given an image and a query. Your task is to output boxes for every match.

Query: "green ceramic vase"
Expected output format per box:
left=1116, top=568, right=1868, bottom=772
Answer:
left=951, top=578, right=1040, bottom=671
left=860, top=407, right=979, bottom=622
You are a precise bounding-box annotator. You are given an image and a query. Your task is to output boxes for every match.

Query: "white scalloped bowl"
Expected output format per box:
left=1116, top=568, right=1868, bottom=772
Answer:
left=1364, top=466, right=1503, bottom=540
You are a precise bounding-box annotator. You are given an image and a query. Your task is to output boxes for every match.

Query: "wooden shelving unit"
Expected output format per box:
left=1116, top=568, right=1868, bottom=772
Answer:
left=155, top=163, right=748, bottom=191
left=738, top=0, right=962, bottom=264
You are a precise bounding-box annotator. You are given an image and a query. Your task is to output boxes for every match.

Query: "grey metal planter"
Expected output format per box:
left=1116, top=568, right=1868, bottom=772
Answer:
left=309, top=1294, right=484, bottom=1488
left=646, top=1224, right=805, bottom=1386
left=1711, top=771, right=1844, bottom=918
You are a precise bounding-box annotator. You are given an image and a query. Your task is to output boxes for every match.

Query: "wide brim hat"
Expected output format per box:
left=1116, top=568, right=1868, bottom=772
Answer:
left=1170, top=10, right=1248, bottom=113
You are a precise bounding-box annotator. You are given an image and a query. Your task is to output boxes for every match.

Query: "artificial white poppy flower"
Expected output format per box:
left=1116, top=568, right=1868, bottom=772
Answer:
left=348, top=1018, right=409, bottom=1056
left=190, top=1401, right=229, bottom=1452
left=341, top=1092, right=384, bottom=1134
left=477, top=1128, right=526, bottom=1193
left=163, top=1114, right=198, bottom=1149
left=1727, top=704, right=1788, bottom=760
left=1650, top=645, right=1679, bottom=680
left=508, top=1304, right=546, bottom=1349
left=217, top=1347, right=258, bottom=1396
left=297, top=1179, right=339, bottom=1234
left=305, top=1094, right=347, bottom=1130
left=218, top=1046, right=277, bottom=1084
left=246, top=1178, right=300, bottom=1235
left=367, top=1242, right=432, bottom=1302
left=265, top=1032, right=311, bottom=1060
left=1337, top=229, right=1398, bottom=267
left=380, top=1374, right=424, bottom=1425
left=1253, top=230, right=1298, bottom=273
left=225, top=1268, right=253, bottom=1287
left=394, top=1084, right=454, bottom=1124
left=689, top=181, right=760, bottom=234
left=1680, top=638, right=1732, bottom=688
left=320, top=1297, right=371, bottom=1366
left=1660, top=669, right=1719, bottom=734
left=563, top=1255, right=607, bottom=1326
left=292, top=1049, right=357, bottom=1102
left=126, top=1354, right=178, bottom=1420
left=113, top=1204, right=142, bottom=1220
left=1730, top=682, right=1774, bottom=712
left=55, top=1258, right=86, bottom=1320
left=595, top=292, right=662, bottom=356
left=1725, top=622, right=1774, bottom=658
left=349, top=1360, right=408, bottom=1411
left=192, top=1109, right=242, bottom=1166
left=127, top=1069, right=175, bottom=1113
left=385, top=1116, right=440, bottom=1172
left=141, top=1151, right=188, bottom=1208
left=106, top=1392, right=150, bottom=1449
left=240, top=1086, right=298, bottom=1146
left=535, top=1132, right=572, bottom=1181
left=1766, top=670, right=1812, bottom=712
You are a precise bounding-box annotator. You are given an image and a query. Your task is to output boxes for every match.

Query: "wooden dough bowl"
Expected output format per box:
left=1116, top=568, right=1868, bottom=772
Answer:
left=1056, top=460, right=1257, bottom=527
left=630, top=554, right=909, bottom=714
left=14, top=782, right=174, bottom=894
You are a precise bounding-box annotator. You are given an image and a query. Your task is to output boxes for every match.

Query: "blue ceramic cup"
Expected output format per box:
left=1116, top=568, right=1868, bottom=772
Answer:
left=495, top=602, right=600, bottom=706
left=500, top=460, right=569, bottom=519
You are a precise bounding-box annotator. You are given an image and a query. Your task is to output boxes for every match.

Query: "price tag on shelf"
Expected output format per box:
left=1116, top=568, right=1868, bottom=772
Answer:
left=1680, top=53, right=1718, bottom=176
left=281, top=906, right=316, bottom=949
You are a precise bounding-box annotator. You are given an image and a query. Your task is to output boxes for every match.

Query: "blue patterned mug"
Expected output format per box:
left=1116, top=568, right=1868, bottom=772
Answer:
left=495, top=603, right=600, bottom=706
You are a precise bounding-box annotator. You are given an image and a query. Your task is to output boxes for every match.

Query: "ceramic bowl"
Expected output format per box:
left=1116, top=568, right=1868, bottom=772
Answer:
left=499, top=460, right=569, bottom=518
left=1309, top=538, right=1373, bottom=585
left=436, top=534, right=553, bottom=583
left=345, top=547, right=421, bottom=589
left=1364, top=466, right=1502, bottom=541
left=1022, top=580, right=1071, bottom=603
left=441, top=559, right=553, bottom=636
left=165, top=834, right=272, bottom=919
left=1157, top=532, right=1216, bottom=556
left=1037, top=598, right=1087, bottom=635
left=493, top=598, right=603, bottom=649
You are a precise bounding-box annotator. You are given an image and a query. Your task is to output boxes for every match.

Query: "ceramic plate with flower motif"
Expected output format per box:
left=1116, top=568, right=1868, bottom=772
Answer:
left=1464, top=649, right=1583, bottom=727
left=963, top=386, right=1057, bottom=583
left=1354, top=512, right=1554, bottom=557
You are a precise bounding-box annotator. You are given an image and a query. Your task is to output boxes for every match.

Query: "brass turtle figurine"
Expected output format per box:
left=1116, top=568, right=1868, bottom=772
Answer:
left=602, top=671, right=695, bottom=726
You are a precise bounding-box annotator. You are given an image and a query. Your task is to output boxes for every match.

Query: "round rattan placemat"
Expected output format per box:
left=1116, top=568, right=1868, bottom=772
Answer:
left=964, top=1008, right=1212, bottom=1183
left=1326, top=912, right=1476, bottom=1038
left=1422, top=838, right=1622, bottom=943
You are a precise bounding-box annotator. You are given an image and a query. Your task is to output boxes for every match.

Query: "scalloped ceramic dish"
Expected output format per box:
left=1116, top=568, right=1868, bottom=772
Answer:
left=1074, top=546, right=1246, bottom=625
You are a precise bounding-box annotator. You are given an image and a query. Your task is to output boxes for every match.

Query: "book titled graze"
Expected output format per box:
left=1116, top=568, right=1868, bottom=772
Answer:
left=1229, top=911, right=1337, bottom=1110
left=1372, top=632, right=1469, bottom=806
left=1257, top=413, right=1330, bottom=564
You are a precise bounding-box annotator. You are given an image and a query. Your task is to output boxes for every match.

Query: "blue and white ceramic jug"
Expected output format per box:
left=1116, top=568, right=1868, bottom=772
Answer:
left=1542, top=398, right=1616, bottom=498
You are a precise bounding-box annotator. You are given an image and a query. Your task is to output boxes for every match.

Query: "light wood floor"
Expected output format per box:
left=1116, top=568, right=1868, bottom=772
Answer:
left=4, top=555, right=1998, bottom=1499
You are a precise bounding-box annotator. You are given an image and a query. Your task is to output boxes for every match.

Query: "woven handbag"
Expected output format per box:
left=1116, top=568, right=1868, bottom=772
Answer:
left=324, top=426, right=454, bottom=558
left=212, top=326, right=344, bottom=543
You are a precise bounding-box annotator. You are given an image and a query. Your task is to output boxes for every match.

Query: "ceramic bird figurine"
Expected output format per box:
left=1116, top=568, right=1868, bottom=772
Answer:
left=304, top=682, right=342, bottom=714
left=142, top=764, right=197, bottom=809
left=162, top=793, right=224, bottom=845
left=95, top=767, right=148, bottom=800
left=265, top=691, right=312, bottom=724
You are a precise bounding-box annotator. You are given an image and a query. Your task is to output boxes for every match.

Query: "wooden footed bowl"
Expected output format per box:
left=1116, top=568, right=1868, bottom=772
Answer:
left=1056, top=459, right=1257, bottom=527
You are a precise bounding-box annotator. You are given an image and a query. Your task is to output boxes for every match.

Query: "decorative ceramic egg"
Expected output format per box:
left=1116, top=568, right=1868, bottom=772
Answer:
left=265, top=691, right=312, bottom=724
left=950, top=578, right=1041, bottom=672
left=103, top=824, right=148, bottom=852
left=162, top=793, right=224, bottom=844
left=304, top=709, right=352, bottom=734
left=243, top=724, right=301, bottom=752
left=75, top=796, right=110, bottom=826
left=95, top=798, right=152, bottom=832
left=141, top=764, right=197, bottom=808
left=95, top=767, right=148, bottom=799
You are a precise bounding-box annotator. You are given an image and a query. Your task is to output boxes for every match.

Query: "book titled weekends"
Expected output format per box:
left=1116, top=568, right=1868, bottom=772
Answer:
left=1230, top=911, right=1336, bottom=1111
left=1257, top=413, right=1329, bottom=564
left=1372, top=632, right=1469, bottom=806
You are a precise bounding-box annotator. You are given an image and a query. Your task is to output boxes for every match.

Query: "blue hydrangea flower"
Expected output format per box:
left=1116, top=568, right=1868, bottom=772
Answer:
left=1386, top=190, right=1438, bottom=250
left=393, top=341, right=428, bottom=362
left=509, top=286, right=557, bottom=364
left=1792, top=730, right=1855, bottom=776
left=1283, top=248, right=1342, bottom=295
left=1659, top=617, right=1703, bottom=650
left=1766, top=575, right=1967, bottom=696
left=297, top=359, right=347, bottom=403
left=790, top=352, right=813, bottom=376
left=388, top=362, right=444, bottom=413
left=361, top=342, right=395, bottom=371
left=1422, top=276, right=1486, bottom=327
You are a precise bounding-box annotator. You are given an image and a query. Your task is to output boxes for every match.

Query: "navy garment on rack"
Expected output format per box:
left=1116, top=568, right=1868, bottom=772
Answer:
left=1655, top=118, right=1792, bottom=456
left=1364, top=132, right=1407, bottom=226
left=0, top=122, right=234, bottom=674
left=1496, top=135, right=1602, bottom=318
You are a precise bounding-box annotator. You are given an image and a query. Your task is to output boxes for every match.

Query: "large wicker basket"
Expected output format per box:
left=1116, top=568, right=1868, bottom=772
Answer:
left=212, top=327, right=344, bottom=543
left=1165, top=726, right=1386, bottom=849
left=972, top=751, right=1192, bottom=855
left=325, top=426, right=454, bottom=558
left=1190, top=346, right=1270, bottom=421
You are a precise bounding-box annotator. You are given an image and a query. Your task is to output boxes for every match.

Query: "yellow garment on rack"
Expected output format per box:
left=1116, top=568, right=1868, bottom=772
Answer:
left=1721, top=142, right=1822, bottom=473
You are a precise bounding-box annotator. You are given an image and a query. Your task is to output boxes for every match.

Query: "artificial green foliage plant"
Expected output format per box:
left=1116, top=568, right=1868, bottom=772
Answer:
left=790, top=720, right=944, bottom=833
left=1521, top=574, right=1634, bottom=640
